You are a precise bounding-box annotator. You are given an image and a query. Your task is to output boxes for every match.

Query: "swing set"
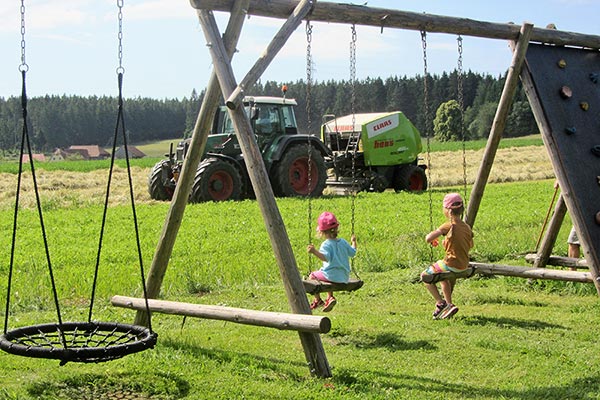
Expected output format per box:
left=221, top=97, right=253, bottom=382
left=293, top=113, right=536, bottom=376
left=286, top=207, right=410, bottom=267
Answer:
left=2, top=0, right=599, bottom=380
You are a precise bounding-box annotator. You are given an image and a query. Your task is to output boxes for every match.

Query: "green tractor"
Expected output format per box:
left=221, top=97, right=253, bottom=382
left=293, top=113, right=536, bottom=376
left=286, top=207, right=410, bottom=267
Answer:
left=321, top=112, right=427, bottom=193
left=148, top=96, right=329, bottom=202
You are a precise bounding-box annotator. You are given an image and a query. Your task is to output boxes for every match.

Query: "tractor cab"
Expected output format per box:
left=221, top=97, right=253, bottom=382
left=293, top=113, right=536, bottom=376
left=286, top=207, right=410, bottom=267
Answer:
left=208, top=96, right=299, bottom=155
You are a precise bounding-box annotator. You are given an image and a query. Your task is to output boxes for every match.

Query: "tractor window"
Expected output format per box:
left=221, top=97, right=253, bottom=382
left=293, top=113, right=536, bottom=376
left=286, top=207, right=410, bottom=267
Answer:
left=255, top=106, right=281, bottom=136
left=281, top=105, right=297, bottom=129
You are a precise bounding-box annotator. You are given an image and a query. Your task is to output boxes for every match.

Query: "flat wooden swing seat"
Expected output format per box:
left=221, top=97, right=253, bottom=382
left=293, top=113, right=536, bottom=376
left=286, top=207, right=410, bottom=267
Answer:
left=420, top=267, right=475, bottom=284
left=302, top=278, right=364, bottom=295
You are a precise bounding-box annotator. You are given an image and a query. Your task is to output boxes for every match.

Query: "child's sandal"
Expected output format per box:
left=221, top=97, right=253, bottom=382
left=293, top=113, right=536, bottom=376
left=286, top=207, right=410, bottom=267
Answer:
left=432, top=301, right=447, bottom=319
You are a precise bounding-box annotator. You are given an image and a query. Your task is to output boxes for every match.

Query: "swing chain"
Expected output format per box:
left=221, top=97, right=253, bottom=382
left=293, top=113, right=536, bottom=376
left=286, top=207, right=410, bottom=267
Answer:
left=421, top=31, right=434, bottom=234
left=421, top=30, right=436, bottom=263
left=116, top=0, right=125, bottom=74
left=305, top=20, right=314, bottom=270
left=457, top=35, right=467, bottom=201
left=19, top=0, right=28, bottom=72
left=349, top=24, right=357, bottom=234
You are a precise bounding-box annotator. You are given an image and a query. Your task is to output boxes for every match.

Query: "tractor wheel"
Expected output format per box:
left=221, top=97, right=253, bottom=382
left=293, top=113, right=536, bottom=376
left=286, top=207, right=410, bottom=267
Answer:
left=274, top=144, right=327, bottom=197
left=393, top=165, right=428, bottom=192
left=190, top=157, right=242, bottom=202
left=148, top=159, right=174, bottom=201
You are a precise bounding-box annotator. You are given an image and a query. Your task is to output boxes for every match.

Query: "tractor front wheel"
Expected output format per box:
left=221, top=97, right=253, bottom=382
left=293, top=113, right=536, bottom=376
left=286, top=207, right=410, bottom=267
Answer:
left=148, top=159, right=174, bottom=201
left=190, top=158, right=243, bottom=202
left=393, top=164, right=428, bottom=192
left=274, top=144, right=327, bottom=197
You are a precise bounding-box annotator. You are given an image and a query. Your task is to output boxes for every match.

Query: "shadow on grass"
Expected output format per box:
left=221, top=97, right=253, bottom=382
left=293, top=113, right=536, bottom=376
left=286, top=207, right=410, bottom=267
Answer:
left=330, top=329, right=436, bottom=351
left=161, top=336, right=307, bottom=380
left=460, top=315, right=565, bottom=330
left=334, top=368, right=600, bottom=399
left=27, top=371, right=190, bottom=400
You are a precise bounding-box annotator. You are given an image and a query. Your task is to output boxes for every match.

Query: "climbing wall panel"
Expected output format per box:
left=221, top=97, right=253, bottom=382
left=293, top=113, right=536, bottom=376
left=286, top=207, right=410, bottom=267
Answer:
left=520, top=43, right=600, bottom=288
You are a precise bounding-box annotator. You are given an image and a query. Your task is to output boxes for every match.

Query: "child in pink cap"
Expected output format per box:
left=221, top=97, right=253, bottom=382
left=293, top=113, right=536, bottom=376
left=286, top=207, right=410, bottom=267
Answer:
left=421, top=193, right=473, bottom=319
left=307, top=211, right=357, bottom=312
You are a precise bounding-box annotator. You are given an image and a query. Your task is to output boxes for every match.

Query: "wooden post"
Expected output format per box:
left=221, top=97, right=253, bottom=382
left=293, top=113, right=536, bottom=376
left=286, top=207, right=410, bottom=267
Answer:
left=226, top=0, right=314, bottom=110
left=197, top=9, right=331, bottom=378
left=135, top=0, right=250, bottom=327
left=465, top=23, right=533, bottom=228
left=533, top=194, right=567, bottom=268
left=115, top=296, right=331, bottom=334
left=190, top=0, right=600, bottom=49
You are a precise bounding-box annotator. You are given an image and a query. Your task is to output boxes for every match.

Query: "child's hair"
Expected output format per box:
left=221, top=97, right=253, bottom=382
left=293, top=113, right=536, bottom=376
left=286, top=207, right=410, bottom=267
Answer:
left=448, top=205, right=464, bottom=217
left=318, top=227, right=339, bottom=238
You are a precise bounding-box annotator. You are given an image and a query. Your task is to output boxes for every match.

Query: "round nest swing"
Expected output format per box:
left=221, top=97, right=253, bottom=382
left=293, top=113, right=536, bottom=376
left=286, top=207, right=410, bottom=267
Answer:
left=0, top=321, right=157, bottom=365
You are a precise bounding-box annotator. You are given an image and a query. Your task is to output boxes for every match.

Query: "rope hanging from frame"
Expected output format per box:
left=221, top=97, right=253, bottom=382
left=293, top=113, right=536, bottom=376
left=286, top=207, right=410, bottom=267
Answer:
left=0, top=0, right=157, bottom=365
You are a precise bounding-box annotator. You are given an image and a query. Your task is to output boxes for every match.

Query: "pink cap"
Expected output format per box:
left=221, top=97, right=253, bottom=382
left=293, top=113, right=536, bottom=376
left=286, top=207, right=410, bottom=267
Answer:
left=317, top=212, right=339, bottom=231
left=443, top=193, right=464, bottom=209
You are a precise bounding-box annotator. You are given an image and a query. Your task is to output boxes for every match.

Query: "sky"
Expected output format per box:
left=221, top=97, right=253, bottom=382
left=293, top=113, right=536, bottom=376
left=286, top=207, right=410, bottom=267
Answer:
left=0, top=0, right=598, bottom=100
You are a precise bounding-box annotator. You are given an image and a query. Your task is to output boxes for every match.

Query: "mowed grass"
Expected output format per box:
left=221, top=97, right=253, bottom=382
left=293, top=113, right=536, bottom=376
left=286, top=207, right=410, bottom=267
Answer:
left=1, top=141, right=599, bottom=400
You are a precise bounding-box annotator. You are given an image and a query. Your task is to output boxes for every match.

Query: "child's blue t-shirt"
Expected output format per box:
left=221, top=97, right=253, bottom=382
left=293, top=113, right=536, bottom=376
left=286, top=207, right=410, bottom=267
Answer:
left=319, top=238, right=357, bottom=283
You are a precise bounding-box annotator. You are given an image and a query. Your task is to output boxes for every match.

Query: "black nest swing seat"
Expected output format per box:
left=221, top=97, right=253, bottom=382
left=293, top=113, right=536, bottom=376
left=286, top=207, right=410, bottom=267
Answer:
left=0, top=321, right=157, bottom=365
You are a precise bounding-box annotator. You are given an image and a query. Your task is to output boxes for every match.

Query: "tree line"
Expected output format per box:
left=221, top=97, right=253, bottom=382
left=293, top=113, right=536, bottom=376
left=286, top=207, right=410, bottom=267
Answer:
left=0, top=70, right=537, bottom=154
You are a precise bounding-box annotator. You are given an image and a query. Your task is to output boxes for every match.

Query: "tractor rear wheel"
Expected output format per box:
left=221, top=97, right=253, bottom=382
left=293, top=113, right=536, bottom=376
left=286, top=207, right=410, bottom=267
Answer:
left=190, top=157, right=243, bottom=202
left=393, top=164, right=428, bottom=192
left=274, top=144, right=327, bottom=197
left=148, top=159, right=174, bottom=201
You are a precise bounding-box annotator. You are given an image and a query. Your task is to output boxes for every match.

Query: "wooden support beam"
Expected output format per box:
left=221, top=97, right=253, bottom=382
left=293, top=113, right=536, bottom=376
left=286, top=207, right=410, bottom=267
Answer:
left=135, top=0, right=249, bottom=327
left=533, top=193, right=567, bottom=268
left=420, top=268, right=475, bottom=284
left=189, top=0, right=600, bottom=49
left=525, top=254, right=589, bottom=269
left=226, top=0, right=313, bottom=109
left=114, top=296, right=331, bottom=334
left=197, top=9, right=332, bottom=378
left=465, top=23, right=533, bottom=228
left=470, top=262, right=592, bottom=283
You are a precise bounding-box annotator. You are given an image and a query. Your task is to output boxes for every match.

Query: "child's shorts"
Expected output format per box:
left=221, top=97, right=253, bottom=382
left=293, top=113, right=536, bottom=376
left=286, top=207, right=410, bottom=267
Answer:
left=421, top=260, right=463, bottom=277
left=309, top=270, right=332, bottom=282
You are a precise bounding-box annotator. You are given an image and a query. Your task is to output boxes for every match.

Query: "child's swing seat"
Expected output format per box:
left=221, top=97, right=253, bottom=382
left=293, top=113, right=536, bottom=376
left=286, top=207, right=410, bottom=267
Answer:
left=420, top=266, right=475, bottom=284
left=303, top=278, right=364, bottom=295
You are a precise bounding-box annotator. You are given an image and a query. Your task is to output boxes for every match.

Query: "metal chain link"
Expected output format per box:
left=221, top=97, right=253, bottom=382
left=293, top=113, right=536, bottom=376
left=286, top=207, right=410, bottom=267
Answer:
left=457, top=35, right=467, bottom=203
left=421, top=30, right=435, bottom=262
left=19, top=0, right=28, bottom=72
left=116, top=0, right=125, bottom=74
left=305, top=20, right=314, bottom=271
left=350, top=24, right=357, bottom=235
left=349, top=24, right=359, bottom=278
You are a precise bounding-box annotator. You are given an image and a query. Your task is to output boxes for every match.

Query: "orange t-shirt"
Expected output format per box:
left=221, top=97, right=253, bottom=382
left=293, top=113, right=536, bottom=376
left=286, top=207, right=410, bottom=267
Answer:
left=438, top=220, right=473, bottom=269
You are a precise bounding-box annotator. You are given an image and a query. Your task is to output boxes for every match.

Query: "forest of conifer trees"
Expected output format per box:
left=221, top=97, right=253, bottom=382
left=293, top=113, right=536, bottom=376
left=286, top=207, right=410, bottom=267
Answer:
left=0, top=70, right=537, bottom=154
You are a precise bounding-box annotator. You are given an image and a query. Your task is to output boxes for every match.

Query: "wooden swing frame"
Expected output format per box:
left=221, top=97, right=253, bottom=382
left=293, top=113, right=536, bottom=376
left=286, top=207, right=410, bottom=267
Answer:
left=125, top=0, right=600, bottom=379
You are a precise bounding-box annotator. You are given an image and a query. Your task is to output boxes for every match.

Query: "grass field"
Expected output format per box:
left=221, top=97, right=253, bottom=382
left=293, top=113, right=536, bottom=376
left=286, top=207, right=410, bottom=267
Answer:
left=1, top=138, right=598, bottom=400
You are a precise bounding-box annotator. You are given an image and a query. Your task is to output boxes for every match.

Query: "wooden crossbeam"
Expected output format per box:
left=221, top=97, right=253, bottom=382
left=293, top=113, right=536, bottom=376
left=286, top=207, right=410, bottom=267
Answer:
left=112, top=296, right=331, bottom=334
left=470, top=262, right=593, bottom=283
left=524, top=254, right=589, bottom=269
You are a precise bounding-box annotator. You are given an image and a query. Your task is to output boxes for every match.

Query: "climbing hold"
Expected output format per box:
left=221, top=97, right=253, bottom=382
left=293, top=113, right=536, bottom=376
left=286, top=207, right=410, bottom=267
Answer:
left=580, top=101, right=589, bottom=111
left=559, top=85, right=572, bottom=99
left=557, top=59, right=567, bottom=68
left=596, top=211, right=600, bottom=225
left=564, top=127, right=577, bottom=135
left=590, top=72, right=599, bottom=84
left=592, top=145, right=600, bottom=157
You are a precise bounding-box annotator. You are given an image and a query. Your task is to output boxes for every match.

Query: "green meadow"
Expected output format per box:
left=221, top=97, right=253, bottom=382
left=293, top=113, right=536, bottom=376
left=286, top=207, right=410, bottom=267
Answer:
left=0, top=136, right=597, bottom=399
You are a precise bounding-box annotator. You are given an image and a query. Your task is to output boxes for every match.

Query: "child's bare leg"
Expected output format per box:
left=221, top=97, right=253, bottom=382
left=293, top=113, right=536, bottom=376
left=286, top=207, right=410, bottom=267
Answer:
left=327, top=291, right=334, bottom=300
left=424, top=283, right=444, bottom=304
left=440, top=278, right=456, bottom=304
